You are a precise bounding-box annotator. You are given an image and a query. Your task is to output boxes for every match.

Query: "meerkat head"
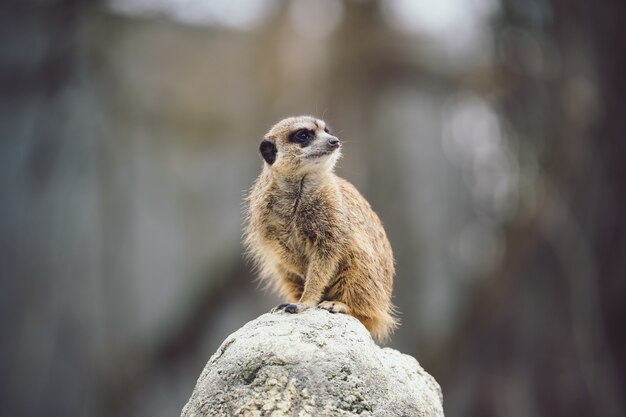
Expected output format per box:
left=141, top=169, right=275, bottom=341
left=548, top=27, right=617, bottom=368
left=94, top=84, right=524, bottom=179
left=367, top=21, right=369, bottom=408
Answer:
left=259, top=116, right=341, bottom=175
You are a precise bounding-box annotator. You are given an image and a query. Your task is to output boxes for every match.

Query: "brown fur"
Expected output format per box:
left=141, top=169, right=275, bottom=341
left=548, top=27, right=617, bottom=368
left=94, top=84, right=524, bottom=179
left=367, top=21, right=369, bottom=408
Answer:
left=244, top=116, right=397, bottom=341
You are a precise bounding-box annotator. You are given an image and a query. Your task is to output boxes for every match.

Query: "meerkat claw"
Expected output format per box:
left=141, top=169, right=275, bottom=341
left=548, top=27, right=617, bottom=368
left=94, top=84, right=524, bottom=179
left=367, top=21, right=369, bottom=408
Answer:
left=271, top=303, right=290, bottom=313
left=317, top=301, right=350, bottom=314
left=272, top=303, right=306, bottom=314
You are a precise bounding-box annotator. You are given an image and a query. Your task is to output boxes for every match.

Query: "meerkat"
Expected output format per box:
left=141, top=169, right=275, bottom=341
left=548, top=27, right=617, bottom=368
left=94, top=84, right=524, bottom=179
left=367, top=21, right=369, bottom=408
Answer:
left=244, top=116, right=397, bottom=341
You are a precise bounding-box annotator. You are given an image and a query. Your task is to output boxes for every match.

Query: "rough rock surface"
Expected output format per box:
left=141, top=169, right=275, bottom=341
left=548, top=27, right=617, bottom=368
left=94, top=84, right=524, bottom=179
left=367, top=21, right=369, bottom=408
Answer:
left=181, top=308, right=444, bottom=417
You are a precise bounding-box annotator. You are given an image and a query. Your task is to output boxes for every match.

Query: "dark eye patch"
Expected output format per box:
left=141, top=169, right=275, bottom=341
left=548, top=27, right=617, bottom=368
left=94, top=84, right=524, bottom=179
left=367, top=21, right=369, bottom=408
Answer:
left=289, top=128, right=315, bottom=147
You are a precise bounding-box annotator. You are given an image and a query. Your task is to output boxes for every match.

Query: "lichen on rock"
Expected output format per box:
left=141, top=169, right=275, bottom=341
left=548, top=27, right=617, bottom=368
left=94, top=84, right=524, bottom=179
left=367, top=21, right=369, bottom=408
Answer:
left=181, top=309, right=444, bottom=417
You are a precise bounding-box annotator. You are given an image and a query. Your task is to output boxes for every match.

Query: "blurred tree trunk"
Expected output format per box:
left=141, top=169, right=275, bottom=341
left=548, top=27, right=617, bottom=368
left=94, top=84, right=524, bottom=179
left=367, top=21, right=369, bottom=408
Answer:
left=0, top=2, right=100, bottom=417
left=437, top=0, right=626, bottom=416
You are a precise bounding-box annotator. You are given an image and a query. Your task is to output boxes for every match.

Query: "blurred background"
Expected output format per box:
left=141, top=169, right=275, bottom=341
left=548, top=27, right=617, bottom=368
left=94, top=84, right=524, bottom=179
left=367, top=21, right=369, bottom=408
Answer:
left=1, top=0, right=625, bottom=416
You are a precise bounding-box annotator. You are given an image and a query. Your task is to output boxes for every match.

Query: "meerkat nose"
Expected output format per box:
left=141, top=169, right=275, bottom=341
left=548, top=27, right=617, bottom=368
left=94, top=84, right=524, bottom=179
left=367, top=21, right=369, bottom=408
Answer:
left=327, top=137, right=341, bottom=149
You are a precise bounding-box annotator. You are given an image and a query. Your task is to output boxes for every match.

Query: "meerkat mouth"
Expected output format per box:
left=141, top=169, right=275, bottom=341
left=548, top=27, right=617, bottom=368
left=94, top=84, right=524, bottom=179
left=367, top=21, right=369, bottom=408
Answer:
left=307, top=150, right=335, bottom=159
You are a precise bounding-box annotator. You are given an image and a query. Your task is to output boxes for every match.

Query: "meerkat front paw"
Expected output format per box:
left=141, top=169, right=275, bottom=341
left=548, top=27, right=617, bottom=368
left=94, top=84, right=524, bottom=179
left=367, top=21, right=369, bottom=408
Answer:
left=271, top=303, right=311, bottom=314
left=317, top=301, right=350, bottom=314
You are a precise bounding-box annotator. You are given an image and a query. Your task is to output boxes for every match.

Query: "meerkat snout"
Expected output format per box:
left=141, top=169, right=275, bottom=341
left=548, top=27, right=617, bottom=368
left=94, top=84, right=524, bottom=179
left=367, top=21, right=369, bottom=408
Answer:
left=327, top=137, right=340, bottom=149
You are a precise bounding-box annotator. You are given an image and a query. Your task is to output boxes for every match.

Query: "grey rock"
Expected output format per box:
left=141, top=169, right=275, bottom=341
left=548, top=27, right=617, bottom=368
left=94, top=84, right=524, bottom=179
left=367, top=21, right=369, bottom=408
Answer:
left=181, top=308, right=444, bottom=417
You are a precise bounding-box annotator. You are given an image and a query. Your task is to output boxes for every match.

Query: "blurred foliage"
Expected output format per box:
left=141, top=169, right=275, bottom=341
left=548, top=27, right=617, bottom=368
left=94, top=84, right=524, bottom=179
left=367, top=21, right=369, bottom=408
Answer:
left=0, top=0, right=625, bottom=416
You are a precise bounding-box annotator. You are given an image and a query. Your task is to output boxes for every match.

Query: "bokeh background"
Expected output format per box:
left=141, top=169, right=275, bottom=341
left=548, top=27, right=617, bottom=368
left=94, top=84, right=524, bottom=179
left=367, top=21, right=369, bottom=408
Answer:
left=1, top=0, right=625, bottom=416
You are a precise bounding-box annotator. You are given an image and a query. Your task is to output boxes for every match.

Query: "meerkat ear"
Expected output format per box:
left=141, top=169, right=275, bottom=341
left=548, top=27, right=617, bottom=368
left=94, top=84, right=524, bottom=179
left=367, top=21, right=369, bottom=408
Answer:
left=259, top=139, right=277, bottom=165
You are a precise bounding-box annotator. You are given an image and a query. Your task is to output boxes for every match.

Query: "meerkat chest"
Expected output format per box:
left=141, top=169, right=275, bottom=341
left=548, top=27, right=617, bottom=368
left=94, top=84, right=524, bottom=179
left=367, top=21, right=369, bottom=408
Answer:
left=261, top=188, right=333, bottom=258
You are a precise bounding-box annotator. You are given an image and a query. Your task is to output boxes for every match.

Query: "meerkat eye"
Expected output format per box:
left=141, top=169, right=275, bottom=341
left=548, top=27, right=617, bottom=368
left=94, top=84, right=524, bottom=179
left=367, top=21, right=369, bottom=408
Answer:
left=291, top=129, right=314, bottom=144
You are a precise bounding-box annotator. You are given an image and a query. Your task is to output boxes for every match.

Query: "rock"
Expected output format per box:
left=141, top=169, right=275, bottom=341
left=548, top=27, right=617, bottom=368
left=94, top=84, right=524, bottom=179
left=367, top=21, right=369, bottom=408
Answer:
left=181, top=308, right=444, bottom=417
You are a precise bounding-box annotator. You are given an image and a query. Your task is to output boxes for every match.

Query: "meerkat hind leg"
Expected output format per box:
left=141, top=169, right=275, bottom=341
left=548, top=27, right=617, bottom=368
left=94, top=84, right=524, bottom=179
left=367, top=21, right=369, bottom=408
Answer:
left=317, top=300, right=350, bottom=314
